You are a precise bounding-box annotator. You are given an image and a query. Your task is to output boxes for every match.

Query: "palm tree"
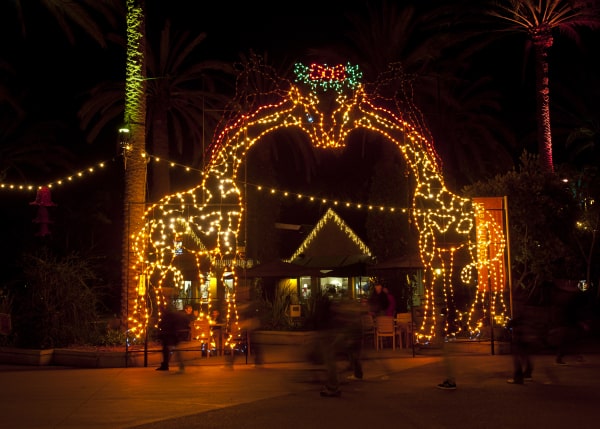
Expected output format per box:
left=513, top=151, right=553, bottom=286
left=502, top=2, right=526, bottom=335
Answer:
left=122, top=0, right=147, bottom=325
left=551, top=40, right=599, bottom=169
left=485, top=0, right=600, bottom=173
left=306, top=2, right=516, bottom=187
left=7, top=0, right=120, bottom=47
left=1, top=0, right=122, bottom=180
left=315, top=2, right=465, bottom=81
left=79, top=20, right=234, bottom=202
left=424, top=75, right=518, bottom=188
left=0, top=62, right=75, bottom=183
left=144, top=21, right=234, bottom=200
left=79, top=5, right=236, bottom=321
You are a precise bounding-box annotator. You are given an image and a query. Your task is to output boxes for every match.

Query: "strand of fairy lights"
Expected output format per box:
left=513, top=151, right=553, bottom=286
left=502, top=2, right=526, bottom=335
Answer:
left=1, top=152, right=507, bottom=342
left=128, top=62, right=508, bottom=343
left=0, top=161, right=108, bottom=192
left=286, top=207, right=373, bottom=263
left=0, top=154, right=413, bottom=214
left=2, top=61, right=506, bottom=343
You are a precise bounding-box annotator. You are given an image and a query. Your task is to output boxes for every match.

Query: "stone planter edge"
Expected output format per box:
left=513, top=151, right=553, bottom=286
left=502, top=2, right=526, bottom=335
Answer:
left=251, top=330, right=319, bottom=345
left=0, top=347, right=54, bottom=366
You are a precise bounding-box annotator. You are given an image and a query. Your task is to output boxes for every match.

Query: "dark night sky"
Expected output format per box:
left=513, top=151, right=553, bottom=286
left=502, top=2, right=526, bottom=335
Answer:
left=4, top=1, right=596, bottom=153
left=156, top=1, right=358, bottom=59
left=1, top=0, right=597, bottom=188
left=0, top=0, right=598, bottom=257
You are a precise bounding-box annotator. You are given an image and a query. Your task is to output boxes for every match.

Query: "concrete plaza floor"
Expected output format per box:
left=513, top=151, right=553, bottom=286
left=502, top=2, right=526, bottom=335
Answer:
left=1, top=341, right=599, bottom=429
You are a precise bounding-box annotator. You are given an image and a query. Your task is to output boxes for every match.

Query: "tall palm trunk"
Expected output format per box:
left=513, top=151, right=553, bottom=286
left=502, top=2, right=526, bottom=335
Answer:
left=533, top=30, right=554, bottom=173
left=486, top=0, right=600, bottom=173
left=121, top=0, right=147, bottom=326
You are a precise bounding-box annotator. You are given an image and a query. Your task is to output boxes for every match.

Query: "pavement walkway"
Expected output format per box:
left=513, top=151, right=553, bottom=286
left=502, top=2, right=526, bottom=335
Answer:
left=1, top=341, right=599, bottom=429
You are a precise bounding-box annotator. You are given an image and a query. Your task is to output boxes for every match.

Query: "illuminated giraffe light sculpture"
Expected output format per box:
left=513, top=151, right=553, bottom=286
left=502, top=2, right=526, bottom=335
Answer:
left=130, top=61, right=508, bottom=343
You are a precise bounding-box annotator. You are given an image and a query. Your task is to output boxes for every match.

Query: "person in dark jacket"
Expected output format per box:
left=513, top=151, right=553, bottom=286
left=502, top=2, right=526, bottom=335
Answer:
left=383, top=286, right=397, bottom=317
left=156, top=305, right=191, bottom=371
left=368, top=283, right=389, bottom=317
left=507, top=297, right=542, bottom=384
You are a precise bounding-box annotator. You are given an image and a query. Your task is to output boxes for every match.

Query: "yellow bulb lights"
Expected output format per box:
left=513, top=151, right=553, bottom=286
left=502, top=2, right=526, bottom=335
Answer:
left=287, top=208, right=372, bottom=263
left=0, top=62, right=506, bottom=343
left=0, top=162, right=107, bottom=192
left=128, top=63, right=507, bottom=342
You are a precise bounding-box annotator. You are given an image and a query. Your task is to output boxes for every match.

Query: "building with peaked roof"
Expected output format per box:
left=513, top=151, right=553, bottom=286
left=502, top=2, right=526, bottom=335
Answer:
left=285, top=208, right=375, bottom=301
left=287, top=208, right=373, bottom=268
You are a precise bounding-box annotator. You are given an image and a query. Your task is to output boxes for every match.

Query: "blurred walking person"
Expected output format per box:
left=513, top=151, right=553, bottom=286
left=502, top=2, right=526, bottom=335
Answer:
left=507, top=310, right=535, bottom=383
left=506, top=288, right=545, bottom=384
left=156, top=304, right=191, bottom=372
left=319, top=300, right=365, bottom=397
left=436, top=308, right=457, bottom=390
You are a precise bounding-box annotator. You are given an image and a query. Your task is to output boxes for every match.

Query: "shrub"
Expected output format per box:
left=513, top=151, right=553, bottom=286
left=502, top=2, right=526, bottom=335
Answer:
left=252, top=280, right=332, bottom=331
left=256, top=282, right=294, bottom=331
left=9, top=248, right=108, bottom=349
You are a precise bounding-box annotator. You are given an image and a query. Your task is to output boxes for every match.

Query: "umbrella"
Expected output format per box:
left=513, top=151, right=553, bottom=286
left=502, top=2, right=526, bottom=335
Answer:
left=243, top=259, right=324, bottom=278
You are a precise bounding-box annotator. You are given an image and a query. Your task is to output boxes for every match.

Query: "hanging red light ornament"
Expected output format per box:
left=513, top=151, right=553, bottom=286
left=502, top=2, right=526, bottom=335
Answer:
left=30, top=186, right=56, bottom=237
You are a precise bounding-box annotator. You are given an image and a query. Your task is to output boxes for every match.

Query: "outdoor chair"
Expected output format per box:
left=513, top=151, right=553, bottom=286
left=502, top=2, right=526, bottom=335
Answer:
left=395, top=312, right=415, bottom=349
left=375, top=315, right=396, bottom=350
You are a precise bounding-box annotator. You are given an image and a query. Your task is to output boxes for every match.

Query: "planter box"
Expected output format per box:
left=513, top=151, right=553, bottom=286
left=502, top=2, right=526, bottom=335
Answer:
left=249, top=330, right=320, bottom=364
left=0, top=344, right=199, bottom=368
left=53, top=347, right=167, bottom=368
left=0, top=347, right=54, bottom=366
left=0, top=334, right=324, bottom=367
left=251, top=330, right=318, bottom=346
left=53, top=349, right=129, bottom=368
left=125, top=348, right=163, bottom=368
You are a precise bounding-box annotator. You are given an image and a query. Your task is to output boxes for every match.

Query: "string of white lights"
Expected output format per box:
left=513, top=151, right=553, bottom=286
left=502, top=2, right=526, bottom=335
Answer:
left=0, top=161, right=108, bottom=192
left=0, top=153, right=412, bottom=213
